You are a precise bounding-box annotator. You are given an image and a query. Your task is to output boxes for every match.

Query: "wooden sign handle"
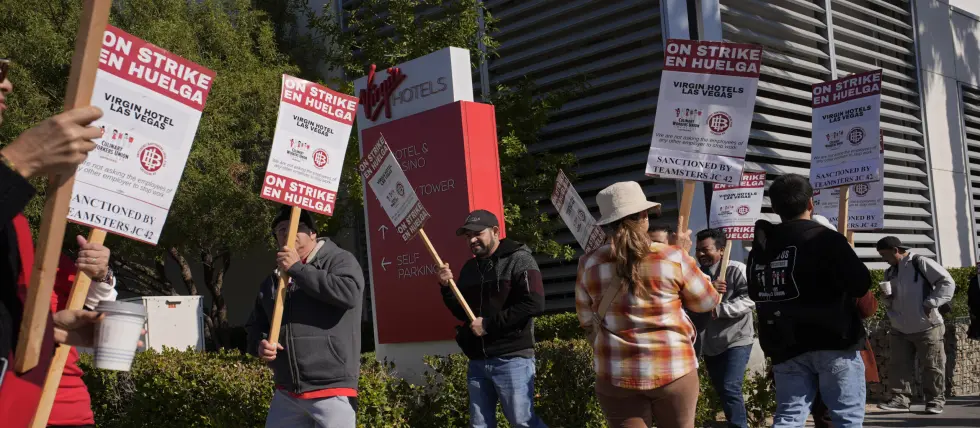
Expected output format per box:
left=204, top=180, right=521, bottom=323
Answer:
left=837, top=185, right=850, bottom=238
left=15, top=0, right=111, bottom=374
left=677, top=180, right=696, bottom=233
left=718, top=239, right=733, bottom=280
left=30, top=228, right=107, bottom=428
left=268, top=206, right=301, bottom=345
left=419, top=228, right=476, bottom=321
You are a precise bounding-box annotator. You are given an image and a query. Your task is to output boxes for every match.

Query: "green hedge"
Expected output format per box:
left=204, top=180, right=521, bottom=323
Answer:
left=79, top=266, right=972, bottom=427
left=81, top=341, right=768, bottom=427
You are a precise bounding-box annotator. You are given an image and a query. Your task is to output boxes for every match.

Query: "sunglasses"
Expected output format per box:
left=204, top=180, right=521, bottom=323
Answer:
left=0, top=59, right=8, bottom=83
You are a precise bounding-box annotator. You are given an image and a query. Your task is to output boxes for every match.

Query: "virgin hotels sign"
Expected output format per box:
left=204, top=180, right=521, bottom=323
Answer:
left=354, top=47, right=474, bottom=130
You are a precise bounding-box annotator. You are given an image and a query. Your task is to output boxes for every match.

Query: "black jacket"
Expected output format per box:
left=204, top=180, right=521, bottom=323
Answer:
left=441, top=239, right=545, bottom=360
left=0, top=162, right=36, bottom=360
left=746, top=218, right=870, bottom=365
left=246, top=238, right=365, bottom=394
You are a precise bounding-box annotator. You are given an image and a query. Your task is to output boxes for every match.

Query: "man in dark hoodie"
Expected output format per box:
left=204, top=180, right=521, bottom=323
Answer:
left=246, top=206, right=365, bottom=428
left=436, top=210, right=547, bottom=428
left=746, top=174, right=871, bottom=428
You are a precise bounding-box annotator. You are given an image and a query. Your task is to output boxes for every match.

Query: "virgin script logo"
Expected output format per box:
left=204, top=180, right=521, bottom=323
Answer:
left=359, top=64, right=407, bottom=121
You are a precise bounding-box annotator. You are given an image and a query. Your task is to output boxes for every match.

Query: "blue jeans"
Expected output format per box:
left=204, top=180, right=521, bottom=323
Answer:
left=467, top=357, right=547, bottom=428
left=704, top=345, right=753, bottom=428
left=771, top=350, right=866, bottom=428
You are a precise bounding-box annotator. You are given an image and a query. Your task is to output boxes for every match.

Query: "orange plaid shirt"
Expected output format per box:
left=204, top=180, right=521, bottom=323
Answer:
left=575, top=242, right=719, bottom=390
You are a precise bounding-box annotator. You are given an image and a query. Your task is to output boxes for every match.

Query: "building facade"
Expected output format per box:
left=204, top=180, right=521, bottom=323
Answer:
left=327, top=0, right=980, bottom=317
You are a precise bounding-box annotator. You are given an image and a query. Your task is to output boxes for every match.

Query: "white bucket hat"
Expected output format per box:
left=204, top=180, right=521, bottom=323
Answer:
left=595, top=181, right=661, bottom=225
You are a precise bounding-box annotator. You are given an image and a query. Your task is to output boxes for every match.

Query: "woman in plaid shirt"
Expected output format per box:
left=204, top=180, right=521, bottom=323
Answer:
left=575, top=181, right=721, bottom=428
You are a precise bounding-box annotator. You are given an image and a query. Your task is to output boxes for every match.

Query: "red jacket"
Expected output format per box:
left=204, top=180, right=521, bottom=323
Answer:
left=10, top=254, right=94, bottom=426
left=0, top=214, right=57, bottom=428
left=46, top=255, right=95, bottom=425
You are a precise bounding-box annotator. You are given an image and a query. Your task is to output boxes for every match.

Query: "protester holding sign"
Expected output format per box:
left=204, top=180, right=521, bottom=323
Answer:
left=694, top=228, right=754, bottom=428
left=245, top=206, right=364, bottom=428
left=0, top=68, right=121, bottom=425
left=807, top=215, right=879, bottom=428
left=746, top=174, right=870, bottom=427
left=435, top=210, right=547, bottom=428
left=576, top=181, right=718, bottom=428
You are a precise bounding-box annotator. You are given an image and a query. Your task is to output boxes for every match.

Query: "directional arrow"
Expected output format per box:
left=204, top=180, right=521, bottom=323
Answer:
left=378, top=225, right=388, bottom=240
left=381, top=257, right=391, bottom=271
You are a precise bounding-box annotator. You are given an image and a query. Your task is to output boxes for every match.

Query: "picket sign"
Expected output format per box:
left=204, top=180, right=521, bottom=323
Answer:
left=32, top=20, right=219, bottom=426
left=644, top=39, right=763, bottom=243
left=810, top=69, right=884, bottom=239
left=14, top=0, right=110, bottom=374
left=260, top=75, right=359, bottom=345
left=358, top=135, right=475, bottom=321
left=551, top=170, right=605, bottom=253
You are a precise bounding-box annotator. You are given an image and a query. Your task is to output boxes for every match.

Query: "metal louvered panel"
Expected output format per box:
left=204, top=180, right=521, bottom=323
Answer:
left=721, top=0, right=935, bottom=263
left=833, top=0, right=934, bottom=258
left=963, top=86, right=980, bottom=255
left=485, top=0, right=664, bottom=308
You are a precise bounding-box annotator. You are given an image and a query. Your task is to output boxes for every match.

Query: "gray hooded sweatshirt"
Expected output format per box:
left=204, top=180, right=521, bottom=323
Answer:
left=883, top=252, right=954, bottom=334
left=696, top=260, right=756, bottom=357
left=246, top=237, right=365, bottom=394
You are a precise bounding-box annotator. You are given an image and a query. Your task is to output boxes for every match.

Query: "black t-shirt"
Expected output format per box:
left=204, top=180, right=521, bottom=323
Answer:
left=746, top=218, right=871, bottom=364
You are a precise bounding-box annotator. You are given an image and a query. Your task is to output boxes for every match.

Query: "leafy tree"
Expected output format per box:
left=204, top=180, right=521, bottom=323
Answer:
left=263, top=0, right=576, bottom=258
left=0, top=0, right=300, bottom=347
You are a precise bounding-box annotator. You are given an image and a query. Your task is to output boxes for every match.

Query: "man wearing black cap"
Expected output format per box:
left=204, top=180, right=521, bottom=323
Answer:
left=246, top=205, right=365, bottom=428
left=876, top=236, right=954, bottom=414
left=436, top=209, right=548, bottom=428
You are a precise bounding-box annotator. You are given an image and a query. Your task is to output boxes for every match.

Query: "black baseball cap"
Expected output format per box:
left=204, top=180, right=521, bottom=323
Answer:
left=876, top=236, right=909, bottom=251
left=456, top=209, right=499, bottom=236
left=271, top=205, right=317, bottom=234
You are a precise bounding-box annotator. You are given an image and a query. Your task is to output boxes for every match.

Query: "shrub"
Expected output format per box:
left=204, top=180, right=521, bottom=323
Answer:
left=80, top=265, right=973, bottom=427
left=80, top=348, right=273, bottom=428
left=534, top=311, right=583, bottom=342
left=534, top=339, right=604, bottom=427
left=355, top=353, right=414, bottom=428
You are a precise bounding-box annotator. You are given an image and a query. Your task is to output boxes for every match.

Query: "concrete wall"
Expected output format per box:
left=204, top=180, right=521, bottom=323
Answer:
left=915, top=0, right=978, bottom=266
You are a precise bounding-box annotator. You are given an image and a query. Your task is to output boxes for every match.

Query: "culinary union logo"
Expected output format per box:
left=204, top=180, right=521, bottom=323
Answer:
left=737, top=205, right=750, bottom=216
left=825, top=130, right=844, bottom=150
left=706, top=112, right=733, bottom=135
left=854, top=183, right=870, bottom=196
left=396, top=182, right=405, bottom=197
left=847, top=126, right=866, bottom=145
left=290, top=138, right=310, bottom=150
left=138, top=144, right=165, bottom=174
left=312, top=149, right=329, bottom=169
left=672, top=108, right=703, bottom=132
left=286, top=137, right=311, bottom=162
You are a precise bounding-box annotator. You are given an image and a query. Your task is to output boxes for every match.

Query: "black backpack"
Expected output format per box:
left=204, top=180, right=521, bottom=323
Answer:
left=908, top=254, right=952, bottom=315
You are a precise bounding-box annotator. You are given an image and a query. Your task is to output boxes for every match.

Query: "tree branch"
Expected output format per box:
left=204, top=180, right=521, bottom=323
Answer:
left=110, top=257, right=176, bottom=296
left=168, top=247, right=198, bottom=295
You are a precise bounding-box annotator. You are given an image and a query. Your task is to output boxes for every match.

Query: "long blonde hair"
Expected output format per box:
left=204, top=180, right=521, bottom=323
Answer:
left=609, top=211, right=651, bottom=295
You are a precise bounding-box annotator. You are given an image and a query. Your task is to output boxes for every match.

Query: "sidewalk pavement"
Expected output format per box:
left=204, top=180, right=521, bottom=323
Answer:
left=860, top=396, right=980, bottom=427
